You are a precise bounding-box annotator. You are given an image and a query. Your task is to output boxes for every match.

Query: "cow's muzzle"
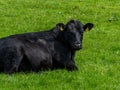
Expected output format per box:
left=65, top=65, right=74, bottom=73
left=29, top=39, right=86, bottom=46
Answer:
left=72, top=43, right=82, bottom=50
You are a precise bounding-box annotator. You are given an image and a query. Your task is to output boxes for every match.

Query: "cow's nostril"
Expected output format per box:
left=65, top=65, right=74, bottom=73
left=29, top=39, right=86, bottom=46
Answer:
left=75, top=43, right=81, bottom=47
left=72, top=43, right=82, bottom=50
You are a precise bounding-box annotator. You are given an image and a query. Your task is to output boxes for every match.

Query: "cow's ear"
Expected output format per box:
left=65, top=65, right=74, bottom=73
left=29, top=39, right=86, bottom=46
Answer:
left=56, top=23, right=65, bottom=31
left=83, top=23, right=94, bottom=32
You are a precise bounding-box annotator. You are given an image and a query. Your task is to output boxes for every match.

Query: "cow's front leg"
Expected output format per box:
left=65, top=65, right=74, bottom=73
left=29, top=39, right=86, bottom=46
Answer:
left=65, top=51, right=78, bottom=71
left=66, top=60, right=78, bottom=71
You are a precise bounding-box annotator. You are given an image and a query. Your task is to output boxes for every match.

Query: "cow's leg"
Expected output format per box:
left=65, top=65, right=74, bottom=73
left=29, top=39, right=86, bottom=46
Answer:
left=3, top=47, right=23, bottom=74
left=38, top=58, right=52, bottom=71
left=66, top=51, right=78, bottom=71
left=66, top=60, right=78, bottom=71
left=52, top=58, right=78, bottom=71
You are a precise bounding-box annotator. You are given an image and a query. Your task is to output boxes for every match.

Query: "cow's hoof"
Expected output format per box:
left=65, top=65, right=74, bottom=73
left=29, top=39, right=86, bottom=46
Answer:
left=66, top=65, right=78, bottom=71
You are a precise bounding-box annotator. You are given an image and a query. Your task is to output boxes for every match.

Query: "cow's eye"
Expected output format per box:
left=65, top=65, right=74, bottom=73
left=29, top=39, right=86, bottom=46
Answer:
left=81, top=33, right=83, bottom=39
left=81, top=32, right=83, bottom=35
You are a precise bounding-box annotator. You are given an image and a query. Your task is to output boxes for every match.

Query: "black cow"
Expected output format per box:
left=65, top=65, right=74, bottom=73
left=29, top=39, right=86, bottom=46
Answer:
left=0, top=19, right=94, bottom=73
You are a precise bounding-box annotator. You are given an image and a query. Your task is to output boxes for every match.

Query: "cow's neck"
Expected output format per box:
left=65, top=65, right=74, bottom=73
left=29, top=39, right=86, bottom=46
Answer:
left=56, top=32, right=70, bottom=47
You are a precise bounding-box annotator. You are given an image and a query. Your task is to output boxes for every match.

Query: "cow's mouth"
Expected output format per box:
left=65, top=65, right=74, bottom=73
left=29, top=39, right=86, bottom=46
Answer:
left=72, top=44, right=82, bottom=50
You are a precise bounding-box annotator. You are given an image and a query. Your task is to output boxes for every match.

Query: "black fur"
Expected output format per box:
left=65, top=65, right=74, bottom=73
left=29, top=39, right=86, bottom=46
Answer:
left=0, top=37, right=52, bottom=73
left=0, top=19, right=94, bottom=73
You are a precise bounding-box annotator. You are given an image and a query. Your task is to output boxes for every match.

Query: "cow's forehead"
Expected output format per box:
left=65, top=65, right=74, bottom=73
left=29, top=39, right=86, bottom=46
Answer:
left=65, top=20, right=84, bottom=32
left=67, top=20, right=83, bottom=27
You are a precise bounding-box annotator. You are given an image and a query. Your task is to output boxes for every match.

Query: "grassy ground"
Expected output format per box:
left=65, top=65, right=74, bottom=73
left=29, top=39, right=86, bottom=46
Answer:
left=0, top=0, right=120, bottom=90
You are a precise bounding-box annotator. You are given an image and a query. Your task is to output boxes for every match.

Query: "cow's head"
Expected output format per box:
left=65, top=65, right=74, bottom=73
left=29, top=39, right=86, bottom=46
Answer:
left=53, top=20, right=94, bottom=50
left=63, top=19, right=94, bottom=50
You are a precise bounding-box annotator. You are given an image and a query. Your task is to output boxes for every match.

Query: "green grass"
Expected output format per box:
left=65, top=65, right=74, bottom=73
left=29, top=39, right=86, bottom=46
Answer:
left=0, top=0, right=120, bottom=90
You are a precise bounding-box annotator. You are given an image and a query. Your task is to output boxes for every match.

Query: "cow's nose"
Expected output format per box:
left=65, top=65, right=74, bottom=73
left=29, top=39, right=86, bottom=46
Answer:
left=74, top=43, right=82, bottom=49
left=75, top=43, right=81, bottom=47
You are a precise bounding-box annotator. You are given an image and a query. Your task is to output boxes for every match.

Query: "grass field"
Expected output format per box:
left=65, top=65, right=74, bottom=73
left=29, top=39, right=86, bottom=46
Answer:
left=0, top=0, right=120, bottom=90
